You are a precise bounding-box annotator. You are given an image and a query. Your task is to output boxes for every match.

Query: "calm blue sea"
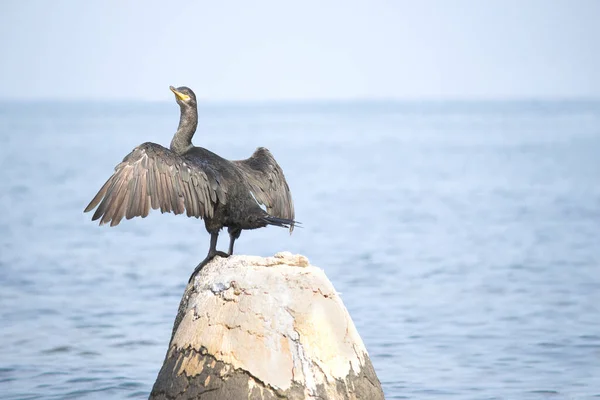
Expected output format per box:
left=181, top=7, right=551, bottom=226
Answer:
left=1, top=100, right=599, bottom=399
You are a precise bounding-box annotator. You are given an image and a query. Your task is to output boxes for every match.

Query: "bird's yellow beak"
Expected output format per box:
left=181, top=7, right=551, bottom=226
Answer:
left=170, top=86, right=190, bottom=101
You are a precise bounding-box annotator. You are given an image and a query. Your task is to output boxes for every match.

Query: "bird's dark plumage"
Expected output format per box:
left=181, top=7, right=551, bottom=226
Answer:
left=84, top=86, right=296, bottom=280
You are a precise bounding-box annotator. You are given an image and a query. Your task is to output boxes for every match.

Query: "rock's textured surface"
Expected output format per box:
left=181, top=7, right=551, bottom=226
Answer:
left=149, top=252, right=384, bottom=400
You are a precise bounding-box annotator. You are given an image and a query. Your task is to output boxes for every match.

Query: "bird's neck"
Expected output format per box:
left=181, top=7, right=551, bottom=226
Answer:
left=170, top=105, right=197, bottom=154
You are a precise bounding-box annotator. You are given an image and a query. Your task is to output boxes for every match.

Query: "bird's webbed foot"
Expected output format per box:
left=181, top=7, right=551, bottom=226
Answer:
left=188, top=250, right=230, bottom=283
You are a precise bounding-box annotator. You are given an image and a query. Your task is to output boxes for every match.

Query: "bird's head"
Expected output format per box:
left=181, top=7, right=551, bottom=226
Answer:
left=169, top=86, right=197, bottom=108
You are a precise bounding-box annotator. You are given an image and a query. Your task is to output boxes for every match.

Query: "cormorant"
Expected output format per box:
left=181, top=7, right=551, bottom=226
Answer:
left=84, top=86, right=296, bottom=280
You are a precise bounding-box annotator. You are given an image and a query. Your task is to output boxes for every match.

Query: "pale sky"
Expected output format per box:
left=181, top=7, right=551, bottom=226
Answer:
left=0, top=0, right=599, bottom=101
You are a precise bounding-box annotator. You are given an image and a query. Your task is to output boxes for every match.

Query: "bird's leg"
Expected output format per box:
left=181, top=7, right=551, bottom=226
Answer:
left=227, top=227, right=242, bottom=255
left=188, top=232, right=229, bottom=283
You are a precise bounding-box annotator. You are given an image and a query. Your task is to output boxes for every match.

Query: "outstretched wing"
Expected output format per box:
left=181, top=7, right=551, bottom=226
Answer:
left=233, top=147, right=295, bottom=232
left=84, top=142, right=228, bottom=227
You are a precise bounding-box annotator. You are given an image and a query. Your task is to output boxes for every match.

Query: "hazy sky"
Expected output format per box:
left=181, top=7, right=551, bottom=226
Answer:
left=0, top=0, right=599, bottom=101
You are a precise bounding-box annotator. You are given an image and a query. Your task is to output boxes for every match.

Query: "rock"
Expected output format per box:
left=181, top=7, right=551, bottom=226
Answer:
left=149, top=252, right=384, bottom=400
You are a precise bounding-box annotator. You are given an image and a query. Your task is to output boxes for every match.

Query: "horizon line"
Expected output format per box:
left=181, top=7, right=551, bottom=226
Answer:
left=1, top=95, right=600, bottom=105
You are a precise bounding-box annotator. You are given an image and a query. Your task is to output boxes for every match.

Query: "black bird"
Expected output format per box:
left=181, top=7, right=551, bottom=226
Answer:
left=84, top=86, right=296, bottom=280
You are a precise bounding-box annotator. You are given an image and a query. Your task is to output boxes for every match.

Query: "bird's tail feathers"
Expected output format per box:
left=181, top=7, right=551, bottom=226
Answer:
left=261, top=215, right=301, bottom=233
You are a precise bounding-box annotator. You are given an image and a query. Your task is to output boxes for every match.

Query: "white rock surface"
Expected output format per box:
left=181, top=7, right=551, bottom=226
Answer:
left=150, top=252, right=384, bottom=400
